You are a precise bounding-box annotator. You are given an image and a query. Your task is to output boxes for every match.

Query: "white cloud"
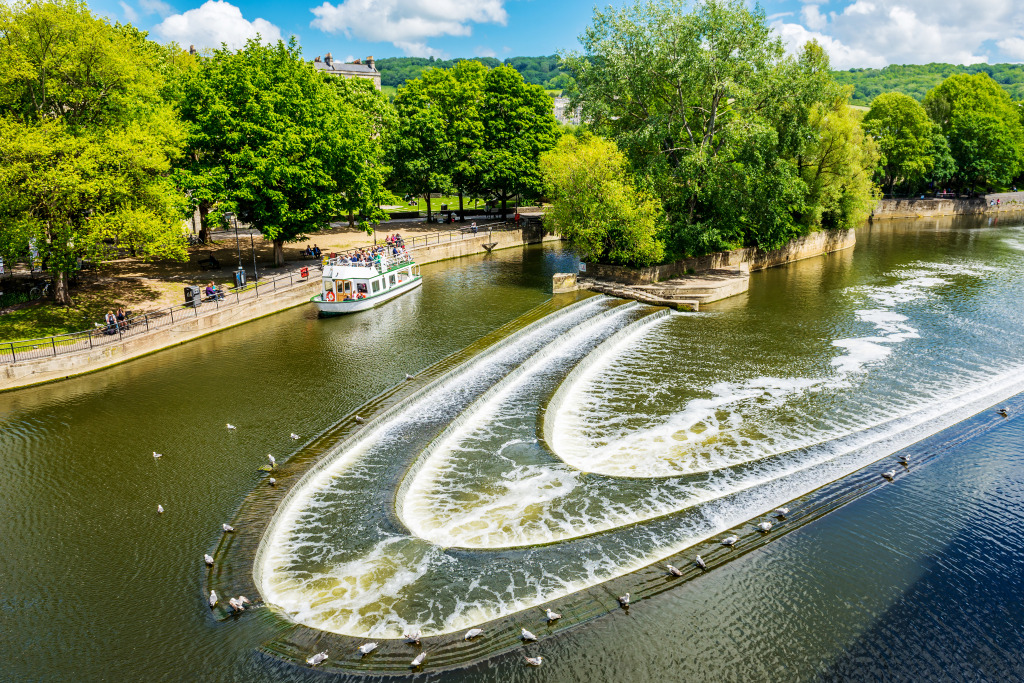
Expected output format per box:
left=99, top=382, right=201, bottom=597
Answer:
left=119, top=1, right=139, bottom=23
left=474, top=46, right=497, bottom=58
left=154, top=1, right=282, bottom=50
left=773, top=0, right=1023, bottom=69
left=139, top=0, right=175, bottom=18
left=309, top=0, right=507, bottom=56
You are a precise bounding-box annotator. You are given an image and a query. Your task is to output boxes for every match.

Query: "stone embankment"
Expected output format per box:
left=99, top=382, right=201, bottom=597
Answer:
left=561, top=229, right=855, bottom=309
left=1, top=225, right=559, bottom=392
left=871, top=192, right=1024, bottom=220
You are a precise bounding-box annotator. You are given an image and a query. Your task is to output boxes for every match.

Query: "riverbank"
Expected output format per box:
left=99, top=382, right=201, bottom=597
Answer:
left=871, top=192, right=1024, bottom=220
left=0, top=226, right=559, bottom=393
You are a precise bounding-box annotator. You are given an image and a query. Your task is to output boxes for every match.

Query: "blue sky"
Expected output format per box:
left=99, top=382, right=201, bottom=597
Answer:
left=95, top=0, right=1024, bottom=69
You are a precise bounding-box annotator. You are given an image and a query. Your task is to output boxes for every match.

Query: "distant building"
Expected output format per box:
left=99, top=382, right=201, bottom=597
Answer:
left=553, top=96, right=581, bottom=126
left=313, top=53, right=381, bottom=90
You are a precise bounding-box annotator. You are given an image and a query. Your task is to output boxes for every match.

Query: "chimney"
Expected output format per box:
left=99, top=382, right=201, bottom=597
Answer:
left=353, top=58, right=361, bottom=64
left=325, top=52, right=333, bottom=67
left=315, top=55, right=321, bottom=63
left=189, top=44, right=196, bottom=56
left=366, top=55, right=375, bottom=70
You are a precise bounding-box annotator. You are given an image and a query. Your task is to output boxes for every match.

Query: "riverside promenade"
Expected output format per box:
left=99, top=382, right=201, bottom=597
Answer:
left=0, top=222, right=558, bottom=392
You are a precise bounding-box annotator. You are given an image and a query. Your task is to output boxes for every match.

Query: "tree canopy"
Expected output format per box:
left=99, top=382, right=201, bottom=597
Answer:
left=862, top=92, right=938, bottom=195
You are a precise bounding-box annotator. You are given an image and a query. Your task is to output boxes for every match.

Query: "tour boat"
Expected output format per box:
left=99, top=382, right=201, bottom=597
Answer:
left=312, top=251, right=422, bottom=315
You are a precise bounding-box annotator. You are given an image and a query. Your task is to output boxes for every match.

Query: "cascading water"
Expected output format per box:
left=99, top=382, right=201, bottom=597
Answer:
left=255, top=229, right=1024, bottom=643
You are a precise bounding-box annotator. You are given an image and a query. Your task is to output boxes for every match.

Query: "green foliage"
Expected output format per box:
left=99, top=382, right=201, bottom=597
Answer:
left=541, top=135, right=664, bottom=267
left=565, top=0, right=879, bottom=261
left=378, top=55, right=573, bottom=91
left=0, top=0, right=187, bottom=304
left=178, top=38, right=392, bottom=264
left=862, top=92, right=939, bottom=194
left=835, top=63, right=1024, bottom=106
left=924, top=73, right=1024, bottom=190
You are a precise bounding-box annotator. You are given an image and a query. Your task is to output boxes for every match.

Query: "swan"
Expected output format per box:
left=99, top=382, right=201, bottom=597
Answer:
left=152, top=451, right=162, bottom=459
left=464, top=628, right=484, bottom=640
left=307, top=651, right=328, bottom=667
left=722, top=535, right=738, bottom=546
left=157, top=504, right=164, bottom=514
left=667, top=565, right=683, bottom=577
left=525, top=656, right=544, bottom=666
left=757, top=521, right=772, bottom=532
left=695, top=555, right=706, bottom=570
left=411, top=652, right=426, bottom=667
left=204, top=554, right=214, bottom=566
left=521, top=628, right=537, bottom=641
left=882, top=470, right=896, bottom=481
left=404, top=628, right=421, bottom=644
left=546, top=608, right=561, bottom=621
left=358, top=642, right=377, bottom=656
left=222, top=523, right=234, bottom=533
left=209, top=590, right=217, bottom=607
left=618, top=593, right=630, bottom=608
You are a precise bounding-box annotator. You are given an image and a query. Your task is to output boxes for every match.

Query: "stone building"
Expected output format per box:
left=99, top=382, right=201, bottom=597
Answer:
left=313, top=53, right=381, bottom=90
left=552, top=96, right=581, bottom=126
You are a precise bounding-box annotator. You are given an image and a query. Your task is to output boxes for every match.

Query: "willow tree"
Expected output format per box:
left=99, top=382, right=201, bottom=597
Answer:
left=0, top=0, right=187, bottom=305
left=179, top=38, right=389, bottom=265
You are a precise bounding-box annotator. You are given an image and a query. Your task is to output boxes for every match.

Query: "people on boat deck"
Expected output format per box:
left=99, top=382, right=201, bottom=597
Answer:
left=338, top=244, right=409, bottom=266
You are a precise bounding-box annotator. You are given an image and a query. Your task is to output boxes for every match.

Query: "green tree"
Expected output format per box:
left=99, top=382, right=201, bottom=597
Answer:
left=0, top=0, right=186, bottom=305
left=862, top=92, right=937, bottom=195
left=179, top=38, right=388, bottom=266
left=924, top=73, right=1024, bottom=191
left=540, top=134, right=665, bottom=266
left=475, top=65, right=560, bottom=217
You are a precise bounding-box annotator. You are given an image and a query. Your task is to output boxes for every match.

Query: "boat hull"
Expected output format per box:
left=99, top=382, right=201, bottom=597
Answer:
left=312, top=277, right=422, bottom=316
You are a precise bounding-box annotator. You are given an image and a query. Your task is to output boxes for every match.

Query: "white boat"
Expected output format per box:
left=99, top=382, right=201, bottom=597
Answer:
left=312, top=250, right=422, bottom=316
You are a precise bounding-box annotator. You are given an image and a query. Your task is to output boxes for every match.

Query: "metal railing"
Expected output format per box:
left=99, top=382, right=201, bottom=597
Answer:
left=1, top=218, right=543, bottom=366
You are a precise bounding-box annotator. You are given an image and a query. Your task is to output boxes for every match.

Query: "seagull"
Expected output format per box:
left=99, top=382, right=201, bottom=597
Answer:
left=157, top=504, right=164, bottom=514
left=404, top=628, right=421, bottom=644
left=998, top=408, right=1009, bottom=417
left=410, top=653, right=426, bottom=667
left=307, top=651, right=328, bottom=667
left=882, top=470, right=896, bottom=481
left=775, top=507, right=790, bottom=516
left=153, top=451, right=162, bottom=459
left=222, top=523, right=234, bottom=533
left=204, top=554, right=214, bottom=567
left=267, top=454, right=276, bottom=468
left=268, top=478, right=276, bottom=486
left=228, top=597, right=243, bottom=612
left=898, top=455, right=909, bottom=466
left=464, top=628, right=484, bottom=640
left=290, top=433, right=299, bottom=440
left=355, top=416, right=365, bottom=424
left=209, top=590, right=217, bottom=608
left=226, top=424, right=235, bottom=430
left=757, top=521, right=772, bottom=532
left=521, top=628, right=537, bottom=641
left=546, top=608, right=562, bottom=621
left=358, top=642, right=377, bottom=656
left=525, top=656, right=544, bottom=667
left=695, top=555, right=707, bottom=570
left=237, top=595, right=250, bottom=605
left=618, top=593, right=630, bottom=608
left=667, top=565, right=684, bottom=577
left=722, top=535, right=738, bottom=546
left=406, top=374, right=414, bottom=381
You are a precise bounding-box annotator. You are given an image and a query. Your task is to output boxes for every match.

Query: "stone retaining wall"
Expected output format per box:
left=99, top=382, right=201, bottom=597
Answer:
left=871, top=192, right=1024, bottom=220
left=584, top=228, right=855, bottom=285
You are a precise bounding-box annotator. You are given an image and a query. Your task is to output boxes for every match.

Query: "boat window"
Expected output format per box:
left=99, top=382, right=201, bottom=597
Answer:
left=357, top=282, right=368, bottom=294
left=389, top=274, right=396, bottom=286
left=372, top=280, right=381, bottom=293
left=342, top=281, right=352, bottom=293
left=412, top=266, right=420, bottom=276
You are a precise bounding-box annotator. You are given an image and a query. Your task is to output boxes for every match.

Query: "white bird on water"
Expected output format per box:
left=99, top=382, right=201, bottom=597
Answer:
left=882, top=470, right=896, bottom=481
left=307, top=651, right=328, bottom=667
left=204, top=554, right=214, bottom=567
left=209, top=590, right=217, bottom=608
left=722, top=535, right=738, bottom=546
left=228, top=597, right=244, bottom=612
left=406, top=374, right=414, bottom=381
left=618, top=593, right=630, bottom=608
left=546, top=608, right=562, bottom=621
left=525, top=656, right=544, bottom=667
left=775, top=507, right=790, bottom=516
left=355, top=416, right=365, bottom=424
left=153, top=451, right=162, bottom=459
left=667, top=565, right=684, bottom=577
left=226, top=424, right=235, bottom=430
left=238, top=595, right=250, bottom=605
left=290, top=433, right=299, bottom=440
left=521, top=628, right=537, bottom=642
left=358, top=642, right=377, bottom=656
left=268, top=478, right=276, bottom=486
left=757, top=521, right=773, bottom=532
left=464, top=628, right=484, bottom=640
left=695, top=555, right=707, bottom=570
left=157, top=504, right=164, bottom=514
left=267, top=454, right=276, bottom=468
left=222, top=523, right=234, bottom=533
left=404, top=628, right=421, bottom=644
left=410, top=653, right=426, bottom=667
left=898, top=455, right=909, bottom=465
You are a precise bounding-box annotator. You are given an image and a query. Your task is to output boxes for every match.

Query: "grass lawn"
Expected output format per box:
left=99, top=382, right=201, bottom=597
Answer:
left=381, top=85, right=398, bottom=99
left=398, top=195, right=521, bottom=215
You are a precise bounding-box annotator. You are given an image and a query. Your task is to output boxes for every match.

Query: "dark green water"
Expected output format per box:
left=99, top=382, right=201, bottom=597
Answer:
left=2, top=216, right=1023, bottom=681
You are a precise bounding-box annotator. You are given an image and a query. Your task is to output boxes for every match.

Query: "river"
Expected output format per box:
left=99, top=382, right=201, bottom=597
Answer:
left=1, top=214, right=1023, bottom=681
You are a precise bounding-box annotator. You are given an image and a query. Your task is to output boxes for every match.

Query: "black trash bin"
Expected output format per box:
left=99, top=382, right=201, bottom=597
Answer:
left=184, top=285, right=201, bottom=307
left=233, top=269, right=246, bottom=289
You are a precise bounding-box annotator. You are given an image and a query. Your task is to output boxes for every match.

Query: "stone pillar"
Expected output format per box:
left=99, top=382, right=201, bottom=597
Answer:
left=552, top=273, right=578, bottom=293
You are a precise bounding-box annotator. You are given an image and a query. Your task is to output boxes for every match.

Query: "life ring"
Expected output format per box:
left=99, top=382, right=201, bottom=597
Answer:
left=325, top=291, right=335, bottom=302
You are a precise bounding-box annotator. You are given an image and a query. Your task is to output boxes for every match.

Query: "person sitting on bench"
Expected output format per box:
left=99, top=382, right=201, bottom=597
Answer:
left=205, top=281, right=224, bottom=301
left=103, top=311, right=118, bottom=335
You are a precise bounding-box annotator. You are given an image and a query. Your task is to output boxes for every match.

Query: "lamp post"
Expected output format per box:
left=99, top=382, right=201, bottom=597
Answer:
left=248, top=230, right=258, bottom=281
left=224, top=211, right=245, bottom=288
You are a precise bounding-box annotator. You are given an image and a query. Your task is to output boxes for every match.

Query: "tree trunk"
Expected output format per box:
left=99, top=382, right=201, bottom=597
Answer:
left=459, top=190, right=465, bottom=222
left=348, top=211, right=355, bottom=228
left=53, top=270, right=71, bottom=306
left=425, top=193, right=432, bottom=224
left=199, top=203, right=211, bottom=233
left=501, top=194, right=507, bottom=220
left=273, top=237, right=285, bottom=267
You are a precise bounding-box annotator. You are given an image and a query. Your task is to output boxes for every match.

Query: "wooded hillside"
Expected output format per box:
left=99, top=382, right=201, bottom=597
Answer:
left=836, top=63, right=1024, bottom=105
